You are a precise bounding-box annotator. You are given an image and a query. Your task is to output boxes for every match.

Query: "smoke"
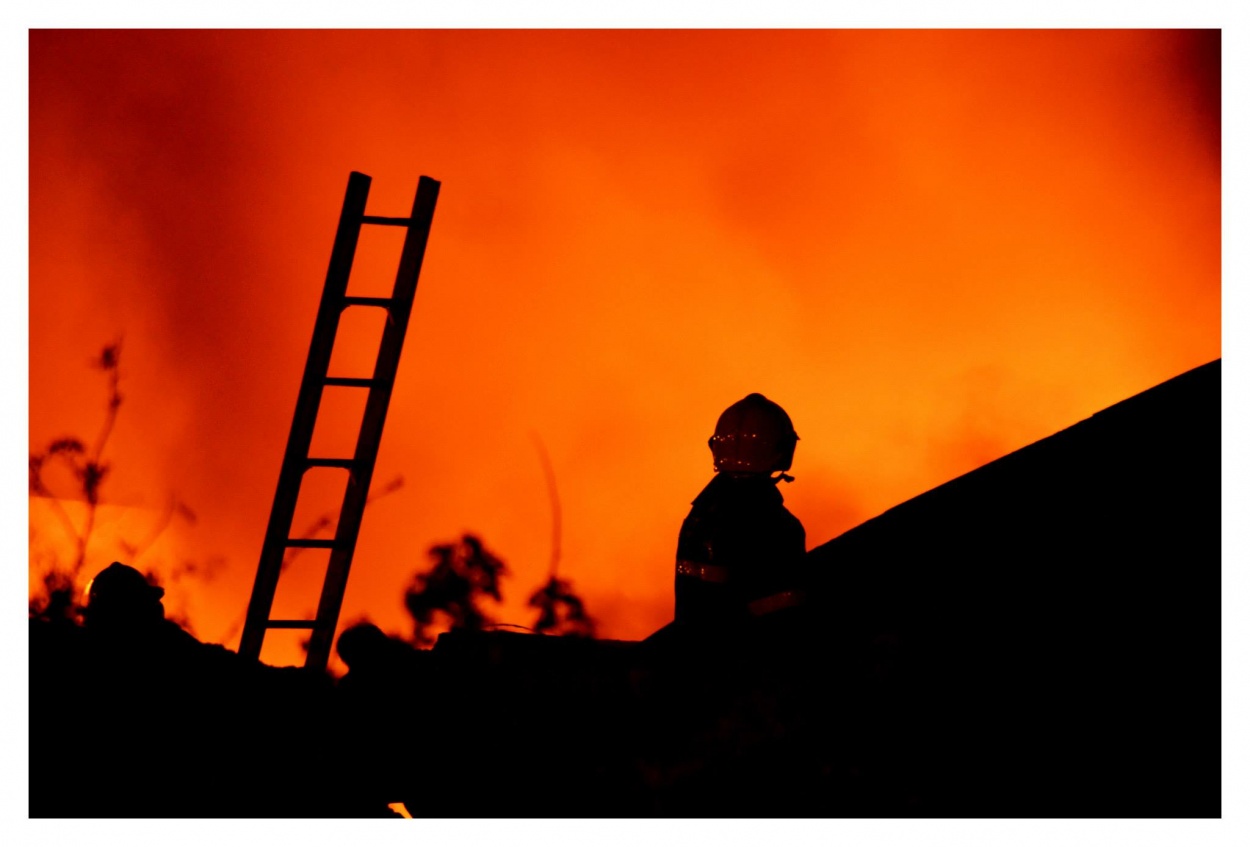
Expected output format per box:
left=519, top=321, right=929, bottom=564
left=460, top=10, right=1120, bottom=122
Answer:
left=30, top=31, right=1220, bottom=660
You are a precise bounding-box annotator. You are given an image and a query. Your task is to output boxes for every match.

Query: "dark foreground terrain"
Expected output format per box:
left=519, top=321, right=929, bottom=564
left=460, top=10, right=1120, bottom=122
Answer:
left=29, top=360, right=1220, bottom=817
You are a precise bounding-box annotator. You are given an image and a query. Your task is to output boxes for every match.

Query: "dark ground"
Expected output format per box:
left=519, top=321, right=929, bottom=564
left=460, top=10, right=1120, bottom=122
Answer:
left=29, top=359, right=1220, bottom=818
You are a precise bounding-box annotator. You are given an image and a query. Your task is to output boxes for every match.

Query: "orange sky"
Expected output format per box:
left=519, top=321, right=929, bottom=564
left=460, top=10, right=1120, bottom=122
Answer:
left=28, top=30, right=1220, bottom=669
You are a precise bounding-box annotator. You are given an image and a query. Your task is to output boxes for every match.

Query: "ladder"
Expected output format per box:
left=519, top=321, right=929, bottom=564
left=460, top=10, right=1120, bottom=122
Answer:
left=239, top=171, right=440, bottom=672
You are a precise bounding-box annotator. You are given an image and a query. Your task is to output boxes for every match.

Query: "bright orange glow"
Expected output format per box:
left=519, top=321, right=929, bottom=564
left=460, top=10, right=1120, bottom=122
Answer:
left=29, top=31, right=1220, bottom=669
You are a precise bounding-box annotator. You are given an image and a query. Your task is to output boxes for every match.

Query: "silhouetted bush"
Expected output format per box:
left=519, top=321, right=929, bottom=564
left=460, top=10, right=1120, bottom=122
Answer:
left=528, top=575, right=597, bottom=637
left=404, top=534, right=508, bottom=647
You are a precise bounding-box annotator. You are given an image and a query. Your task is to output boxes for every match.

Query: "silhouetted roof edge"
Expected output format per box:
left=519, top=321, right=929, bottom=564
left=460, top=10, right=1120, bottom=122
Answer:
left=809, top=357, right=1220, bottom=557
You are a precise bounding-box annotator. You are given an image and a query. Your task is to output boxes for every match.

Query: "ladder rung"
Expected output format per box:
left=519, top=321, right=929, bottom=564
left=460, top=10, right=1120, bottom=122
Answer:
left=362, top=215, right=412, bottom=226
left=306, top=457, right=355, bottom=470
left=286, top=538, right=338, bottom=549
left=266, top=620, right=318, bottom=629
left=342, top=296, right=392, bottom=309
left=324, top=376, right=377, bottom=388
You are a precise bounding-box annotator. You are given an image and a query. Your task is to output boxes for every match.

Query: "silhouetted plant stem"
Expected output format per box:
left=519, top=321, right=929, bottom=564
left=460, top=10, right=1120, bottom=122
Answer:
left=530, top=432, right=562, bottom=581
left=28, top=341, right=124, bottom=618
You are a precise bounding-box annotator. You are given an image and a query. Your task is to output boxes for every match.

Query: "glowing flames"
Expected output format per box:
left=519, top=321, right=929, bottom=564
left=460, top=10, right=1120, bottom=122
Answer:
left=29, top=30, right=1220, bottom=668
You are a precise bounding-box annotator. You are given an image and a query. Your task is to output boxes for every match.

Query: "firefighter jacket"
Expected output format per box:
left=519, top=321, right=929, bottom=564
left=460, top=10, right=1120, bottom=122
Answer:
left=674, top=472, right=806, bottom=627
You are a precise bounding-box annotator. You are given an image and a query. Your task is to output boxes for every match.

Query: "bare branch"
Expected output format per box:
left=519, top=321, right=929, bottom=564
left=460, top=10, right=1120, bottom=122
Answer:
left=530, top=433, right=562, bottom=580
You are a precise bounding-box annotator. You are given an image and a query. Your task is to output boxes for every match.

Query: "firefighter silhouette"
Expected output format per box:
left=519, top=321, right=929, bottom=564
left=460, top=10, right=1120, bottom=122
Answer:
left=83, top=562, right=168, bottom=635
left=674, top=393, right=807, bottom=628
left=82, top=561, right=228, bottom=662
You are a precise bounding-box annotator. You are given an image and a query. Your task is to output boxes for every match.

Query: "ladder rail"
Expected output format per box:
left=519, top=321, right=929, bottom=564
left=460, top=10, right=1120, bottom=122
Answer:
left=238, top=172, right=372, bottom=663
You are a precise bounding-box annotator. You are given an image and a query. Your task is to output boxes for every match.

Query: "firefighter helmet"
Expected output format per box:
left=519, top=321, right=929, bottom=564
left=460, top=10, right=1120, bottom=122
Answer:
left=84, top=562, right=165, bottom=626
left=708, top=393, right=799, bottom=473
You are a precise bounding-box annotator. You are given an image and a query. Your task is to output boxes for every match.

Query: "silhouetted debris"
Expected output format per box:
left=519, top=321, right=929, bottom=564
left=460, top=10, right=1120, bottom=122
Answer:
left=331, top=622, right=429, bottom=815
left=409, top=628, right=644, bottom=816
